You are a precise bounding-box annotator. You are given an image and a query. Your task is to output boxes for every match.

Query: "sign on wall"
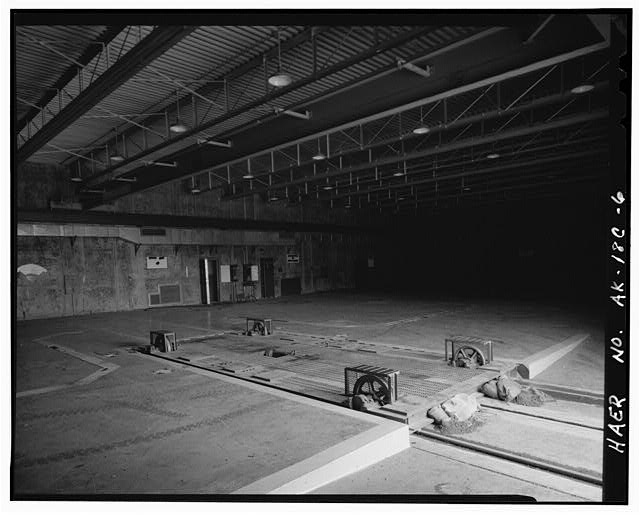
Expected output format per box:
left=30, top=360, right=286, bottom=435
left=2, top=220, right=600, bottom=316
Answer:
left=146, top=256, right=168, bottom=269
left=251, top=265, right=259, bottom=281
left=220, top=265, right=231, bottom=283
left=287, top=254, right=300, bottom=264
left=368, top=257, right=375, bottom=268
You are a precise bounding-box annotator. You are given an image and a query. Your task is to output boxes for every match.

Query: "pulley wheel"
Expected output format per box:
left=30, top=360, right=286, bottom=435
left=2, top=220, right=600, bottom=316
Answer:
left=453, top=345, right=486, bottom=367
left=353, top=374, right=391, bottom=405
left=252, top=321, right=266, bottom=335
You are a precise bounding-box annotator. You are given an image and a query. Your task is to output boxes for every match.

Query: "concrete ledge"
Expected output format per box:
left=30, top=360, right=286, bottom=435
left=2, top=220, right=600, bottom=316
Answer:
left=517, top=334, right=589, bottom=380
left=233, top=421, right=409, bottom=494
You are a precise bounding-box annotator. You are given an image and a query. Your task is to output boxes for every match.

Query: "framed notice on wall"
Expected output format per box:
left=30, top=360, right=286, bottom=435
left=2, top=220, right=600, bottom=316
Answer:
left=146, top=256, right=168, bottom=269
left=220, top=265, right=231, bottom=283
left=287, top=254, right=300, bottom=264
left=250, top=265, right=259, bottom=281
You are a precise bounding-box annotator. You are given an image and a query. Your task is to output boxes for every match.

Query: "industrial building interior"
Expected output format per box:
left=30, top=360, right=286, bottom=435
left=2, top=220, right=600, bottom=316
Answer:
left=11, top=11, right=629, bottom=501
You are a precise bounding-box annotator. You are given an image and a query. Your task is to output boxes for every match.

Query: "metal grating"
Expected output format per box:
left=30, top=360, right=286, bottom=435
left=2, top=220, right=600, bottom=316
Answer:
left=175, top=334, right=490, bottom=401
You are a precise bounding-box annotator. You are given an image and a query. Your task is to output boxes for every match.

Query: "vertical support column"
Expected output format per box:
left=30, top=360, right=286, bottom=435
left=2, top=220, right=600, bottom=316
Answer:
left=203, top=258, right=211, bottom=304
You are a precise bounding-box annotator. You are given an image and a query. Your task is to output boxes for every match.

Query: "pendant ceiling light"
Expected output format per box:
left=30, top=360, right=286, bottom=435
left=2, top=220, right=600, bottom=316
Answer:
left=571, top=58, right=595, bottom=95
left=268, top=29, right=292, bottom=88
left=570, top=84, right=594, bottom=94
left=70, top=166, right=83, bottom=182
left=110, top=127, right=125, bottom=162
left=393, top=163, right=405, bottom=177
left=190, top=176, right=201, bottom=194
left=413, top=106, right=430, bottom=135
left=170, top=90, right=189, bottom=134
left=486, top=152, right=500, bottom=159
left=312, top=137, right=326, bottom=160
left=242, top=159, right=254, bottom=179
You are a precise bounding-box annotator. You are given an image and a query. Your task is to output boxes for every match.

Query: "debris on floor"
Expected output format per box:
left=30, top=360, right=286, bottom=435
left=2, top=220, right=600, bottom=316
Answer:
left=152, top=368, right=172, bottom=375
left=441, top=393, right=479, bottom=421
left=351, top=393, right=375, bottom=411
left=497, top=375, right=521, bottom=401
left=427, top=392, right=480, bottom=432
left=513, top=385, right=554, bottom=406
left=427, top=405, right=451, bottom=425
left=481, top=375, right=521, bottom=401
left=480, top=376, right=553, bottom=406
left=436, top=413, right=487, bottom=435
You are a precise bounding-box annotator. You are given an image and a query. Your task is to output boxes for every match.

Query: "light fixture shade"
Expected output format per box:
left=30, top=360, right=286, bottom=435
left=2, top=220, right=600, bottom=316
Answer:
left=191, top=187, right=201, bottom=194
left=243, top=174, right=255, bottom=180
left=570, top=84, right=594, bottom=94
left=322, top=185, right=333, bottom=190
left=393, top=171, right=405, bottom=177
left=110, top=154, right=125, bottom=162
left=486, top=152, right=500, bottom=159
left=268, top=73, right=292, bottom=87
left=312, top=153, right=326, bottom=161
left=413, top=126, right=430, bottom=135
left=269, top=195, right=279, bottom=201
left=169, top=121, right=189, bottom=134
left=70, top=176, right=83, bottom=183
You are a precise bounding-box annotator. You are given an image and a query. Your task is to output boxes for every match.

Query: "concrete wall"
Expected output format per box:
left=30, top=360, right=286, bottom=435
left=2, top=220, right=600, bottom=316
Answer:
left=15, top=162, right=76, bottom=210
left=15, top=162, right=375, bottom=319
left=16, top=230, right=365, bottom=320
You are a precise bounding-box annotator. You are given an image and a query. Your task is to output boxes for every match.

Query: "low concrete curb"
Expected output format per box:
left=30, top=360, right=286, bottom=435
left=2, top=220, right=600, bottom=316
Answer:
left=516, top=334, right=589, bottom=379
left=233, top=421, right=409, bottom=494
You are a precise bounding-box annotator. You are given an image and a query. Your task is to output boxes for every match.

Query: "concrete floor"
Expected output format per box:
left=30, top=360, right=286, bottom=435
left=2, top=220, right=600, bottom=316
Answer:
left=313, top=436, right=601, bottom=500
left=12, top=292, right=605, bottom=498
left=14, top=332, right=378, bottom=495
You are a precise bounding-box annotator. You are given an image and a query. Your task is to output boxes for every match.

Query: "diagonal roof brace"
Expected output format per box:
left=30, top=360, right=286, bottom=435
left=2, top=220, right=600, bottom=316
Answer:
left=16, top=25, right=196, bottom=164
left=397, top=58, right=433, bottom=79
left=197, top=139, right=233, bottom=148
left=274, top=107, right=312, bottom=120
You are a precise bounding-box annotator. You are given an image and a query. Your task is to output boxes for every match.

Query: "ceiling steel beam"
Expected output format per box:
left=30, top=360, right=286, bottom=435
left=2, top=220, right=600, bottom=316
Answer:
left=222, top=109, right=609, bottom=200
left=327, top=135, right=609, bottom=201
left=16, top=25, right=196, bottom=164
left=361, top=156, right=608, bottom=208
left=15, top=25, right=126, bottom=132
left=85, top=29, right=610, bottom=208
left=62, top=27, right=326, bottom=169
left=150, top=38, right=609, bottom=194
left=190, top=85, right=606, bottom=196
left=389, top=173, right=604, bottom=213
left=82, top=26, right=433, bottom=187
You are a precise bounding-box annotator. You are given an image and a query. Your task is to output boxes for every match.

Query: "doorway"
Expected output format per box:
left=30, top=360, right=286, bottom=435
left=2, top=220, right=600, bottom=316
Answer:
left=200, top=258, right=219, bottom=304
left=259, top=258, right=275, bottom=298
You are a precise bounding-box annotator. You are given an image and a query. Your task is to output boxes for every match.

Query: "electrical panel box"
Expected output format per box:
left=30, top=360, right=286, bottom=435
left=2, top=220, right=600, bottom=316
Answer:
left=243, top=264, right=258, bottom=283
